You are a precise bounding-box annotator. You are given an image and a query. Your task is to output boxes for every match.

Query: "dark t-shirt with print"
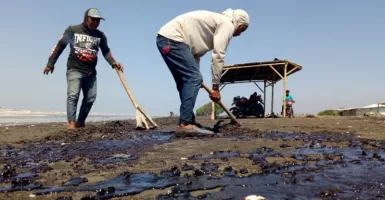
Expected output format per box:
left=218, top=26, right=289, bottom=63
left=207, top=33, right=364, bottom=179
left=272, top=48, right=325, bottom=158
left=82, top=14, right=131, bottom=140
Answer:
left=46, top=24, right=116, bottom=73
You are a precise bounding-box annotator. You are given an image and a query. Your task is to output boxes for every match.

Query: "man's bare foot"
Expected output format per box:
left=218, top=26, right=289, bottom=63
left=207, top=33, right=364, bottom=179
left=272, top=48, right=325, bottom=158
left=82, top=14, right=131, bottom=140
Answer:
left=175, top=124, right=214, bottom=136
left=178, top=124, right=195, bottom=129
left=75, top=122, right=85, bottom=128
left=67, top=121, right=76, bottom=129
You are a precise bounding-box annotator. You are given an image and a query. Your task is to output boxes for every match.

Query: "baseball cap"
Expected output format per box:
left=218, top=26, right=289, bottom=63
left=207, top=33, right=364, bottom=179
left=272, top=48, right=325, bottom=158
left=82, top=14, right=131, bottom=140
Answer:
left=87, top=8, right=105, bottom=20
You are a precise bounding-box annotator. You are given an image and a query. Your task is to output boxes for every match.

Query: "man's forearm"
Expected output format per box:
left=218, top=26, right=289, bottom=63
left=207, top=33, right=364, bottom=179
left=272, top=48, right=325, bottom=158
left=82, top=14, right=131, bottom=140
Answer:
left=212, top=84, right=219, bottom=91
left=104, top=51, right=117, bottom=67
left=46, top=28, right=72, bottom=67
left=46, top=43, right=66, bottom=67
left=211, top=62, right=223, bottom=87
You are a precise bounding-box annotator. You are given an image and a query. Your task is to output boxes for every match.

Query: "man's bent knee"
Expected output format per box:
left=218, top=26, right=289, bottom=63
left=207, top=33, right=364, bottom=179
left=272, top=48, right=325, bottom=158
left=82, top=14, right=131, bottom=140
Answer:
left=67, top=93, right=80, bottom=103
left=191, top=73, right=203, bottom=86
left=86, top=94, right=97, bottom=104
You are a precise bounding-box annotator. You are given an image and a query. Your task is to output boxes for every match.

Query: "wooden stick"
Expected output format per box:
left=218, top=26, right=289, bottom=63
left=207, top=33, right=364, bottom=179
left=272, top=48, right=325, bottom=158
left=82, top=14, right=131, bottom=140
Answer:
left=286, top=66, right=299, bottom=76
left=115, top=68, right=139, bottom=108
left=283, top=62, right=288, bottom=118
left=137, top=107, right=158, bottom=127
left=201, top=83, right=241, bottom=126
left=115, top=68, right=158, bottom=129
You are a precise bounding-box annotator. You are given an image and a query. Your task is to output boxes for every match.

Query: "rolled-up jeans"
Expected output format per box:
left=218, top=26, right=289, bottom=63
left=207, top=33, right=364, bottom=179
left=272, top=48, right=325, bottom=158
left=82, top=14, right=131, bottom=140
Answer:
left=66, top=69, right=97, bottom=123
left=156, top=34, right=202, bottom=125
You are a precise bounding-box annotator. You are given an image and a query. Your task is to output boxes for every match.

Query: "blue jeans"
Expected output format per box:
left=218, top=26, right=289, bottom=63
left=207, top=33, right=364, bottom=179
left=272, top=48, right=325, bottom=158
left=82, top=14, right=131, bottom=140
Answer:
left=156, top=34, right=202, bottom=125
left=66, top=69, right=97, bottom=123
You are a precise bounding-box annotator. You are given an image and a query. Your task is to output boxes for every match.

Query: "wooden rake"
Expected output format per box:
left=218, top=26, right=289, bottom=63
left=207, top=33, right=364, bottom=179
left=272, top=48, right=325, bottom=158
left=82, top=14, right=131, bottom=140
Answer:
left=115, top=68, right=158, bottom=130
left=201, top=83, right=241, bottom=127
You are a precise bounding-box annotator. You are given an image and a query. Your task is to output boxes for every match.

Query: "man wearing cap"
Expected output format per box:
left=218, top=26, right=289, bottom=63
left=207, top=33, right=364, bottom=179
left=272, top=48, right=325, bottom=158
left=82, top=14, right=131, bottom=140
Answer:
left=43, top=8, right=123, bottom=129
left=156, top=9, right=249, bottom=135
left=282, top=90, right=295, bottom=116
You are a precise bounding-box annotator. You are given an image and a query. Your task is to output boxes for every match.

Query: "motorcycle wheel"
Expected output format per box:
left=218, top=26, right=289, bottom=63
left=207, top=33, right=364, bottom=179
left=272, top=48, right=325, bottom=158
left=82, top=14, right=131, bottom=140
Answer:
left=255, top=104, right=264, bottom=118
left=231, top=108, right=240, bottom=119
left=286, top=107, right=292, bottom=118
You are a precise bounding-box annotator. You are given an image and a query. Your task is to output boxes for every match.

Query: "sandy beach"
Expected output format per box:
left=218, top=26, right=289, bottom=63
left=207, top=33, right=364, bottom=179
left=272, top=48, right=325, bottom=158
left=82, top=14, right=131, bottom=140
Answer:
left=0, top=116, right=385, bottom=199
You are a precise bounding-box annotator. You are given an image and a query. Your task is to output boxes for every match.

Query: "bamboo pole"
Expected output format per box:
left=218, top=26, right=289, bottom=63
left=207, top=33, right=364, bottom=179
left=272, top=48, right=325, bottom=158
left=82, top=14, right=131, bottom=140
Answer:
left=221, top=69, right=229, bottom=77
left=115, top=68, right=157, bottom=129
left=266, top=81, right=273, bottom=87
left=271, top=74, right=275, bottom=115
left=286, top=66, right=299, bottom=76
left=283, top=62, right=288, bottom=118
left=263, top=80, right=266, bottom=117
left=220, top=84, right=227, bottom=91
left=253, top=82, right=264, bottom=93
left=224, top=62, right=287, bottom=69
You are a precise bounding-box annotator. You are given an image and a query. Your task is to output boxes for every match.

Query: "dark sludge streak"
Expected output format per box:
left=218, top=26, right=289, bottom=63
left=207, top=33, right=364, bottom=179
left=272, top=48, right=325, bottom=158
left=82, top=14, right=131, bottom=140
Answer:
left=20, top=162, right=54, bottom=173
left=187, top=150, right=241, bottom=160
left=0, top=164, right=17, bottom=182
left=56, top=197, right=73, bottom=200
left=0, top=132, right=175, bottom=164
left=182, top=163, right=194, bottom=171
left=200, top=162, right=219, bottom=173
left=35, top=169, right=182, bottom=199
left=0, top=171, right=42, bottom=193
left=93, top=154, right=137, bottom=164
left=161, top=160, right=385, bottom=199
left=62, top=177, right=88, bottom=187
left=31, top=145, right=385, bottom=199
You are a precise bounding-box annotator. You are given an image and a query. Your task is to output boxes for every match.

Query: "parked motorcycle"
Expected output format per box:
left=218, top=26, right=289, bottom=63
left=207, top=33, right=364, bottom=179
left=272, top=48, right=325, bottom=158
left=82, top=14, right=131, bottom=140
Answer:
left=285, top=100, right=294, bottom=118
left=229, top=95, right=264, bottom=118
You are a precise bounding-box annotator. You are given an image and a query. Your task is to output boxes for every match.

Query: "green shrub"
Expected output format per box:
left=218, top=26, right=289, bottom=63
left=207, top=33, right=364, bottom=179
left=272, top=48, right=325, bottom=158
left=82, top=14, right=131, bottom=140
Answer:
left=196, top=102, right=224, bottom=116
left=318, top=109, right=339, bottom=116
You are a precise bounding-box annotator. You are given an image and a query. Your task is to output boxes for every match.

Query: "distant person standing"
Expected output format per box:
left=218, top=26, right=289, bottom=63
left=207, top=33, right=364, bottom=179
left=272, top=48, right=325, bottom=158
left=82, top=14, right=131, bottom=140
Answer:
left=156, top=8, right=250, bottom=135
left=43, top=8, right=124, bottom=129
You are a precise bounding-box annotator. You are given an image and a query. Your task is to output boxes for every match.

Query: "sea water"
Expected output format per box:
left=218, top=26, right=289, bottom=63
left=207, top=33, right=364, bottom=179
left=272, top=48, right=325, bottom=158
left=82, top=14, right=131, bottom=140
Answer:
left=0, top=108, right=134, bottom=125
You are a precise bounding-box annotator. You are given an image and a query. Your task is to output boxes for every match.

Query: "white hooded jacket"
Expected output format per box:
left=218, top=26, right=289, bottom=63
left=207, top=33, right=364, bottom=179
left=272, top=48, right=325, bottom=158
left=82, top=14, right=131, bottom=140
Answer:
left=158, top=9, right=249, bottom=84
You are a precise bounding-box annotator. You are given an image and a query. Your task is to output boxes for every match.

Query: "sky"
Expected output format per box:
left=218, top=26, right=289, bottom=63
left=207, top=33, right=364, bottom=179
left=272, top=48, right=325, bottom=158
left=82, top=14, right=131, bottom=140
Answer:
left=0, top=0, right=384, bottom=116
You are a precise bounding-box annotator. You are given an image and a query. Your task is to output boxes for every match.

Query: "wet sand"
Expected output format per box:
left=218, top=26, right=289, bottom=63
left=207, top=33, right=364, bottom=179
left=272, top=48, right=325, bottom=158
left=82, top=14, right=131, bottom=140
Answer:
left=0, top=116, right=385, bottom=199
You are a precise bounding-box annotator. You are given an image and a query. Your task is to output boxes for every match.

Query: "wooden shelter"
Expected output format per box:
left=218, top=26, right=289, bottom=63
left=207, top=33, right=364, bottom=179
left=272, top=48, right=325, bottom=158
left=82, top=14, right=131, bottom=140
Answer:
left=210, top=59, right=303, bottom=119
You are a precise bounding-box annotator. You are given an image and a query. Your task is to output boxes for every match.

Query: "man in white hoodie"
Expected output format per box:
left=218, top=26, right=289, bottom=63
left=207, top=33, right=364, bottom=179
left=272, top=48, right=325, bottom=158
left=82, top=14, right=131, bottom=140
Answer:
left=156, top=9, right=249, bottom=134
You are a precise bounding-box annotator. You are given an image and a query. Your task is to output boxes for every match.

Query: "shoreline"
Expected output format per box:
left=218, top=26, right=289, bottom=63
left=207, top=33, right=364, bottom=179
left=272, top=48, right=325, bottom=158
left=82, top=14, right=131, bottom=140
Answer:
left=0, top=115, right=157, bottom=127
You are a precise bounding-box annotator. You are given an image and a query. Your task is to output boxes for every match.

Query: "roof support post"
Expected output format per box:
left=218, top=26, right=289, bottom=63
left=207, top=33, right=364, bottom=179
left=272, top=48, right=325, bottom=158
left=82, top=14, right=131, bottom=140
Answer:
left=271, top=74, right=275, bottom=115
left=283, top=62, right=288, bottom=117
left=287, top=66, right=299, bottom=76
left=266, top=80, right=273, bottom=87
left=222, top=69, right=229, bottom=77
left=220, top=84, right=227, bottom=91
left=253, top=82, right=264, bottom=93
left=263, top=80, right=266, bottom=117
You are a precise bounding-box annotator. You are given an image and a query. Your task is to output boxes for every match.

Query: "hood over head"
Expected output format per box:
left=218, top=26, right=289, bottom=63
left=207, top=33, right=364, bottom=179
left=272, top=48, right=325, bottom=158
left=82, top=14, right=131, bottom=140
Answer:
left=222, top=8, right=249, bottom=28
left=82, top=8, right=105, bottom=30
left=84, top=8, right=105, bottom=21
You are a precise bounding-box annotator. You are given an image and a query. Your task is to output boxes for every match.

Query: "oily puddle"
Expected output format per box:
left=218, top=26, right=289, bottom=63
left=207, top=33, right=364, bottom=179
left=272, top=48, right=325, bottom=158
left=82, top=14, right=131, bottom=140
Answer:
left=0, top=132, right=175, bottom=165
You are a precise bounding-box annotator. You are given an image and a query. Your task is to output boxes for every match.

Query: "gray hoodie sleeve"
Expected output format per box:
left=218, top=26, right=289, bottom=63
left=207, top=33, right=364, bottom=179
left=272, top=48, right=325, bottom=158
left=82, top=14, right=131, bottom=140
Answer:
left=46, top=27, right=73, bottom=68
left=99, top=32, right=117, bottom=67
left=211, top=22, right=234, bottom=84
